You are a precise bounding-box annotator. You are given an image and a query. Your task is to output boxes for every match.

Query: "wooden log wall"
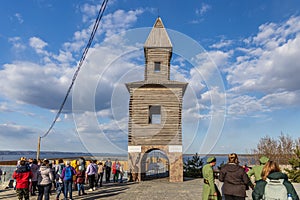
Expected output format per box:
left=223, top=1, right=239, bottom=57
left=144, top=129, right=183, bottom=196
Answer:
left=145, top=48, right=171, bottom=81
left=128, top=87, right=183, bottom=145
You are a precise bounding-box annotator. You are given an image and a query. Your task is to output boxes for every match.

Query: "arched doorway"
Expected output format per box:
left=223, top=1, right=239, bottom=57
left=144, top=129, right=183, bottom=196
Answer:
left=141, top=149, right=169, bottom=180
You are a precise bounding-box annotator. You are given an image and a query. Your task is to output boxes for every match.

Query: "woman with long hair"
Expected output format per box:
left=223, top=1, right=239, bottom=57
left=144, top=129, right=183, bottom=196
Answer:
left=261, top=160, right=280, bottom=180
left=252, top=160, right=299, bottom=200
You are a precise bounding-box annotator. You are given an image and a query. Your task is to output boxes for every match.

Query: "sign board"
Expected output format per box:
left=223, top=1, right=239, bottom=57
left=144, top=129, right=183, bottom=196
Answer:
left=168, top=145, right=182, bottom=153
left=128, top=146, right=142, bottom=152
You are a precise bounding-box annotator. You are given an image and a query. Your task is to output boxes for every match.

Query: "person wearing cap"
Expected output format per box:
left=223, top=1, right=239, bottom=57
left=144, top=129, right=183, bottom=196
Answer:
left=247, top=156, right=269, bottom=184
left=202, top=156, right=218, bottom=200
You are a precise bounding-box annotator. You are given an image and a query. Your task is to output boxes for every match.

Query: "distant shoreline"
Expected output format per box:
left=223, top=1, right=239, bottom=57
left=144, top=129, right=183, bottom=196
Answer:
left=0, top=150, right=255, bottom=165
left=0, top=150, right=255, bottom=156
left=0, top=152, right=127, bottom=165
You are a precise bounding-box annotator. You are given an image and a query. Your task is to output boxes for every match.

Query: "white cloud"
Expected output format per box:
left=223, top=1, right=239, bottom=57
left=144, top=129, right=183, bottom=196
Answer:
left=175, top=49, right=227, bottom=123
left=227, top=95, right=265, bottom=116
left=63, top=9, right=143, bottom=54
left=188, top=50, right=230, bottom=92
left=188, top=19, right=204, bottom=24
left=252, top=16, right=300, bottom=49
left=74, top=29, right=90, bottom=42
left=63, top=41, right=85, bottom=53
left=29, top=37, right=48, bottom=54
left=196, top=3, right=211, bottom=16
left=207, top=50, right=232, bottom=67
left=0, top=61, right=70, bottom=110
left=101, top=9, right=143, bottom=38
left=53, top=50, right=75, bottom=64
left=8, top=37, right=26, bottom=51
left=228, top=33, right=300, bottom=93
left=223, top=15, right=300, bottom=116
left=260, top=90, right=300, bottom=108
left=73, top=110, right=128, bottom=153
left=253, top=22, right=277, bottom=45
left=0, top=123, right=37, bottom=150
left=1, top=7, right=145, bottom=113
left=81, top=3, right=99, bottom=23
left=0, top=102, right=13, bottom=112
left=15, top=13, right=24, bottom=24
left=97, top=109, right=112, bottom=118
left=210, top=39, right=233, bottom=49
left=191, top=3, right=211, bottom=24
left=0, top=122, right=86, bottom=151
left=201, top=87, right=226, bottom=104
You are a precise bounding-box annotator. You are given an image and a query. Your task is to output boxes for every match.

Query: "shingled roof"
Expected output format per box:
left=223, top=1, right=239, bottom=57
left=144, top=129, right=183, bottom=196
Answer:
left=144, top=17, right=172, bottom=48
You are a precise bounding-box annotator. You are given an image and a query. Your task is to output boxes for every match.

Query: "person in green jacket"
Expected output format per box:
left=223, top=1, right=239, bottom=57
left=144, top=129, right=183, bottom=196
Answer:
left=202, top=156, right=218, bottom=200
left=252, top=160, right=299, bottom=200
left=247, top=156, right=269, bottom=184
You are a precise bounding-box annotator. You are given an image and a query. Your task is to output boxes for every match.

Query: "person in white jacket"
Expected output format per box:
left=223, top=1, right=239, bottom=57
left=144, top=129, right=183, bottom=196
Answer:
left=37, top=159, right=54, bottom=200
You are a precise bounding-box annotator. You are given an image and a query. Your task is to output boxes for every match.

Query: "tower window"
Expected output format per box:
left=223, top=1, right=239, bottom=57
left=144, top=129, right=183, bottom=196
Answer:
left=154, top=62, right=161, bottom=72
left=149, top=105, right=161, bottom=124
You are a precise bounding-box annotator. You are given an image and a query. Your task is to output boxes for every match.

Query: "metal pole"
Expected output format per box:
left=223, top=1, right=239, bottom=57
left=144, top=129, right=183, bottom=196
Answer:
left=37, top=136, right=41, bottom=160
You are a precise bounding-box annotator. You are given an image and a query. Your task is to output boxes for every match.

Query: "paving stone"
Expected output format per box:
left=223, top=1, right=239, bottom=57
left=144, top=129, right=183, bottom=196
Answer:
left=0, top=178, right=299, bottom=200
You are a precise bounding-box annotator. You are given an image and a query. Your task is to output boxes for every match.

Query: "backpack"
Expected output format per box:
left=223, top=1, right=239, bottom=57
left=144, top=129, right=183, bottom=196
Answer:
left=55, top=164, right=65, bottom=181
left=264, top=178, right=288, bottom=200
left=58, top=164, right=65, bottom=175
left=64, top=167, right=73, bottom=181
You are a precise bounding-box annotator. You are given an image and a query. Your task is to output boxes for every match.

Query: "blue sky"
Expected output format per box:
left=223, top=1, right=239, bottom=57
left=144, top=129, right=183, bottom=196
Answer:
left=1, top=0, right=300, bottom=155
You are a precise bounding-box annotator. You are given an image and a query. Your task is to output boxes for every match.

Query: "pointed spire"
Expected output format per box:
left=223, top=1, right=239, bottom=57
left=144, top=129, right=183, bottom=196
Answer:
left=144, top=17, right=172, bottom=48
left=153, top=17, right=164, bottom=28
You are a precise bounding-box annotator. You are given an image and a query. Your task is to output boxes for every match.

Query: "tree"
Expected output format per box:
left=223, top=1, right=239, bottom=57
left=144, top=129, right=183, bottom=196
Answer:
left=252, top=133, right=300, bottom=182
left=278, top=133, right=294, bottom=163
left=183, top=153, right=204, bottom=178
left=251, top=133, right=294, bottom=165
left=285, top=146, right=300, bottom=183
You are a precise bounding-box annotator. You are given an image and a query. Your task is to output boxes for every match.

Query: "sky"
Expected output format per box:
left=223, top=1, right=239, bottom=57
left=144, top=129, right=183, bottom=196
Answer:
left=1, top=0, right=300, bottom=155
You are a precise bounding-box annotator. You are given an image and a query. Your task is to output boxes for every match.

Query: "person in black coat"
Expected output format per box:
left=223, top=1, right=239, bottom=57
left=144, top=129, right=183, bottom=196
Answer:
left=219, top=153, right=250, bottom=200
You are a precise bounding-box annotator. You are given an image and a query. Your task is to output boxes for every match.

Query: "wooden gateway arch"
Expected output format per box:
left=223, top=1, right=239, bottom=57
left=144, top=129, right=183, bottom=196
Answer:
left=126, top=17, right=188, bottom=182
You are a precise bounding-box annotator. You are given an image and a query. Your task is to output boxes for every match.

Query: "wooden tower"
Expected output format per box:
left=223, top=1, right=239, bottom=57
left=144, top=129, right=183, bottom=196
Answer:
left=126, top=17, right=187, bottom=182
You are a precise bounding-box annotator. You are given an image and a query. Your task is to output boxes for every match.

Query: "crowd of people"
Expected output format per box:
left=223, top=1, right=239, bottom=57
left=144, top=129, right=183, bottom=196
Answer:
left=202, top=153, right=299, bottom=200
left=11, top=157, right=125, bottom=200
left=10, top=153, right=300, bottom=200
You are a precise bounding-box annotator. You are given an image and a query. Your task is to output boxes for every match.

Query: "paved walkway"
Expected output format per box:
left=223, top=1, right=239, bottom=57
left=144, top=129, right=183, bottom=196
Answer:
left=1, top=178, right=299, bottom=200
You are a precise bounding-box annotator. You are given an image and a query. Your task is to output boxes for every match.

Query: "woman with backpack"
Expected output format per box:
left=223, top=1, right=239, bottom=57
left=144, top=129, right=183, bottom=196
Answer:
left=96, top=162, right=104, bottom=187
left=61, top=161, right=76, bottom=200
left=252, top=161, right=299, bottom=200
